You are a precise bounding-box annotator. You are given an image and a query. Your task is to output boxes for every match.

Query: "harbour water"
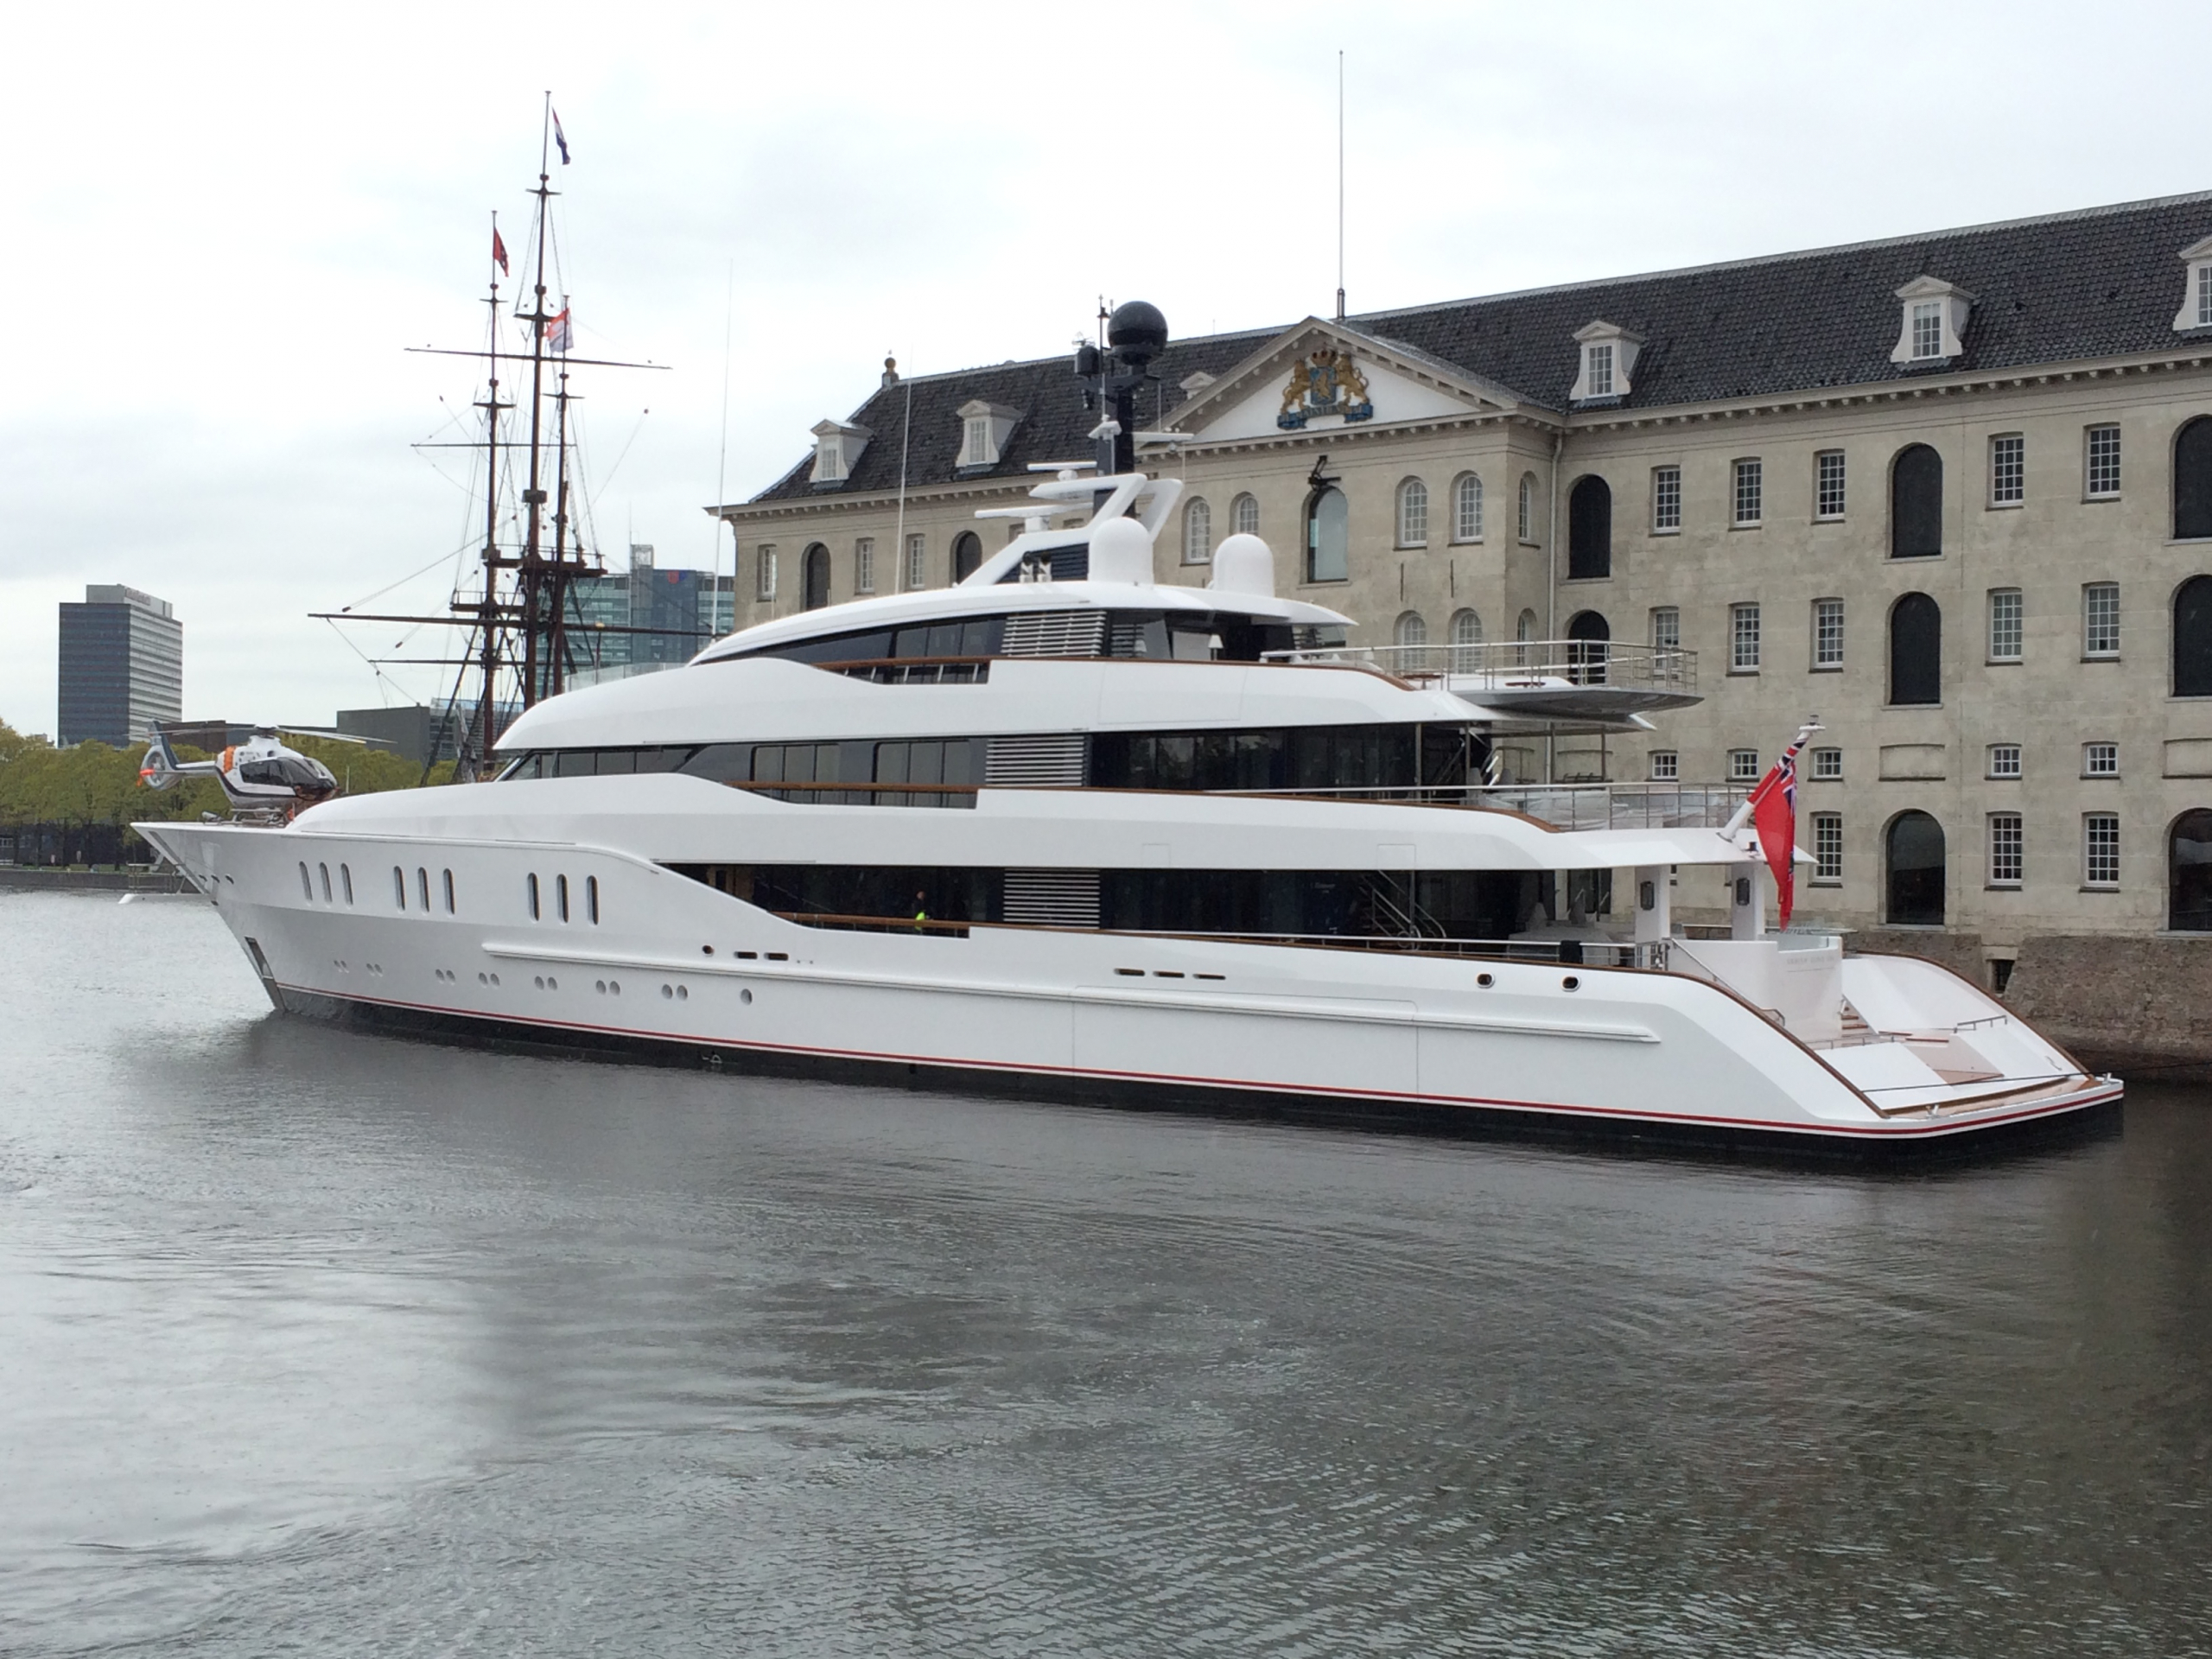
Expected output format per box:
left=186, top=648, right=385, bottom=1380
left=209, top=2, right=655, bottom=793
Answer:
left=3, top=890, right=2209, bottom=1656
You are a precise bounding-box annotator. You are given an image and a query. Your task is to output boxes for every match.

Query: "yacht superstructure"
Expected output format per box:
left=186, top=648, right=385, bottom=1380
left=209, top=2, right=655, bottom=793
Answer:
left=140, top=303, right=2120, bottom=1153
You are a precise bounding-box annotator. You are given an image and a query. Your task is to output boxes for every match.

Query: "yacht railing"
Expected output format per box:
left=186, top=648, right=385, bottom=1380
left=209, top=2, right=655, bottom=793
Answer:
left=1218, top=782, right=1743, bottom=830
left=774, top=909, right=1673, bottom=969
left=1263, top=638, right=1697, bottom=696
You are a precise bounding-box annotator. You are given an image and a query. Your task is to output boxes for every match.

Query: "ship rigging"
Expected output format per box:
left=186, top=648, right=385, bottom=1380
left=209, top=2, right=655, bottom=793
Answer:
left=314, top=98, right=674, bottom=779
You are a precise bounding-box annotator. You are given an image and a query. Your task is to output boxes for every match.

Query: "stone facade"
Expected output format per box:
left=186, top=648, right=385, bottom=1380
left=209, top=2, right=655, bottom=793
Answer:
left=709, top=195, right=2212, bottom=1051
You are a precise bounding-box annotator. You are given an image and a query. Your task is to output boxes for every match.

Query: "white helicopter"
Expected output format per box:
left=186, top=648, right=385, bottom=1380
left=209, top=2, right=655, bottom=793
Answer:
left=140, top=728, right=343, bottom=818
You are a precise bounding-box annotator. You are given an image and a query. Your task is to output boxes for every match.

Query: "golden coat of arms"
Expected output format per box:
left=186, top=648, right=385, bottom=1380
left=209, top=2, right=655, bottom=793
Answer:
left=1277, top=349, right=1374, bottom=429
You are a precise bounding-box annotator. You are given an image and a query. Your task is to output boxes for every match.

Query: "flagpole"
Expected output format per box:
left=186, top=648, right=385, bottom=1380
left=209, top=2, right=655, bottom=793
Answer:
left=1725, top=717, right=1823, bottom=838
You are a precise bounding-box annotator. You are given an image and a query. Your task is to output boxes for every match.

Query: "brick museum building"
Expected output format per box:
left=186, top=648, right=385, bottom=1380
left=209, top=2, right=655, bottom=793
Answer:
left=712, top=193, right=2212, bottom=1064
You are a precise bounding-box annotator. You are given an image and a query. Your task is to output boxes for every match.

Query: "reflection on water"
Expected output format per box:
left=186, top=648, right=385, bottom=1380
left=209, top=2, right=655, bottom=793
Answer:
left=2, top=892, right=2209, bottom=1656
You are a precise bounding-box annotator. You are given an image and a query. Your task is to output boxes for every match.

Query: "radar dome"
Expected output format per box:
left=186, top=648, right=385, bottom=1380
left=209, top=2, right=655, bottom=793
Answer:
left=1087, top=514, right=1154, bottom=584
left=1208, top=532, right=1275, bottom=599
left=1106, top=300, right=1168, bottom=362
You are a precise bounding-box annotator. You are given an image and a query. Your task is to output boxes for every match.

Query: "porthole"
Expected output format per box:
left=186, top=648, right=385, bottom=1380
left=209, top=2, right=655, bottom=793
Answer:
left=676, top=985, right=688, bottom=1001
left=298, top=862, right=312, bottom=900
left=595, top=980, right=607, bottom=995
left=608, top=980, right=620, bottom=996
left=547, top=976, right=558, bottom=991
left=340, top=865, right=353, bottom=905
left=1562, top=976, right=1580, bottom=991
left=702, top=944, right=714, bottom=956
left=740, top=988, right=753, bottom=1005
left=587, top=874, right=600, bottom=925
left=661, top=984, right=674, bottom=999
left=490, top=973, right=500, bottom=987
left=1478, top=973, right=1495, bottom=988
left=478, top=971, right=488, bottom=985
left=534, top=976, right=545, bottom=989
left=318, top=863, right=332, bottom=902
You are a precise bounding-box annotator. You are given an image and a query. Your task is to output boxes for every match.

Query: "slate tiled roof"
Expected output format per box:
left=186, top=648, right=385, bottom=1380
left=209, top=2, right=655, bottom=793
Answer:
left=752, top=191, right=2212, bottom=505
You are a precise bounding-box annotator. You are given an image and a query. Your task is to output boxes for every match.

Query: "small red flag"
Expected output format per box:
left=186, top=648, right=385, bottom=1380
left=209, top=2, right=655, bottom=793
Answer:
left=493, top=228, right=510, bottom=276
left=1746, top=745, right=1803, bottom=928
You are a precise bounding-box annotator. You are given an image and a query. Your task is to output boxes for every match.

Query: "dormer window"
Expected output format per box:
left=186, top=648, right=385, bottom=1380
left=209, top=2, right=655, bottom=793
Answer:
left=809, top=419, right=869, bottom=486
left=2172, top=236, right=2212, bottom=331
left=956, top=399, right=1020, bottom=469
left=1890, top=276, right=1974, bottom=365
left=1569, top=321, right=1643, bottom=404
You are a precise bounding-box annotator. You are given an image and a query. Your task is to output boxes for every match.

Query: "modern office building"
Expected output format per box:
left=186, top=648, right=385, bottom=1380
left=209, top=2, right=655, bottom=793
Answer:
left=568, top=544, right=737, bottom=687
left=58, top=584, right=182, bottom=748
left=707, top=191, right=2212, bottom=1062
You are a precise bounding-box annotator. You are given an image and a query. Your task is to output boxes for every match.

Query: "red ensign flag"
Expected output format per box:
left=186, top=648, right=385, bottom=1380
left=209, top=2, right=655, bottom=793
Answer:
left=493, top=228, right=510, bottom=276
left=1746, top=741, right=1804, bottom=927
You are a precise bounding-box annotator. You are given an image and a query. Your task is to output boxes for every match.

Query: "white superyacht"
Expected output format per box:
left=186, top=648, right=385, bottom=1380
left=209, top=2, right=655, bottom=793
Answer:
left=139, top=461, right=2119, bottom=1153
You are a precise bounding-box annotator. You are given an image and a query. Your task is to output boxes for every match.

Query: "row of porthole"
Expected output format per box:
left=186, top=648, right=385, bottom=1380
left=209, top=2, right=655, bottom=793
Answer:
left=300, top=861, right=355, bottom=905
left=527, top=872, right=600, bottom=925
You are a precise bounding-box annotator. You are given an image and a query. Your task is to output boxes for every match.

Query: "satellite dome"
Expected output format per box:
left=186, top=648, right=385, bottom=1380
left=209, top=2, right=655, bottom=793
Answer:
left=1208, top=533, right=1275, bottom=600
left=1107, top=300, right=1168, bottom=361
left=1087, top=514, right=1154, bottom=583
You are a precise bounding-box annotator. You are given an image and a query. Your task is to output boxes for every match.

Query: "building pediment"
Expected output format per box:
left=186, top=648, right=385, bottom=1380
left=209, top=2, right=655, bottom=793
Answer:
left=1155, top=319, right=1521, bottom=448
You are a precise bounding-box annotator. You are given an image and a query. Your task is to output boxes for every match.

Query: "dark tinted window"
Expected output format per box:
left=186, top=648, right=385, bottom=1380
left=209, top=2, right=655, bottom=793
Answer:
left=1891, top=444, right=1943, bottom=558
left=1885, top=811, right=1946, bottom=925
left=2175, top=575, right=2212, bottom=696
left=2171, top=810, right=2212, bottom=931
left=1890, top=593, right=1942, bottom=704
left=2176, top=418, right=2212, bottom=539
left=1567, top=476, right=1611, bottom=579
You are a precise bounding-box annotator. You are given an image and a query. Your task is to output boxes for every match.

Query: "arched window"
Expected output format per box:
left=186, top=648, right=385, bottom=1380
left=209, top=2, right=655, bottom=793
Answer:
left=1452, top=474, right=1484, bottom=542
left=801, top=543, right=830, bottom=611
left=1889, top=592, right=1942, bottom=705
left=1306, top=486, right=1349, bottom=582
left=2176, top=417, right=2212, bottom=539
left=2171, top=810, right=2212, bottom=931
left=1395, top=611, right=1429, bottom=672
left=1231, top=493, right=1260, bottom=537
left=951, top=531, right=982, bottom=582
left=1396, top=479, right=1428, bottom=547
left=1183, top=497, right=1212, bottom=565
left=1885, top=811, right=1947, bottom=925
left=1567, top=609, right=1610, bottom=685
left=1448, top=607, right=1484, bottom=671
left=2176, top=575, right=2212, bottom=696
left=1567, top=475, right=1611, bottom=579
left=1517, top=473, right=1538, bottom=542
left=1891, top=443, right=1943, bottom=558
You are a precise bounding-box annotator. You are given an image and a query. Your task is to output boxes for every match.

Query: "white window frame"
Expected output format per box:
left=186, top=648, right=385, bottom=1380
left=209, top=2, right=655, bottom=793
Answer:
left=2083, top=813, right=2120, bottom=888
left=755, top=543, right=777, bottom=601
left=2082, top=741, right=2120, bottom=778
left=1183, top=497, right=1212, bottom=565
left=1910, top=302, right=1944, bottom=361
left=1452, top=474, right=1484, bottom=543
left=1448, top=608, right=1484, bottom=672
left=1986, top=588, right=2023, bottom=663
left=1812, top=598, right=1844, bottom=671
left=1987, top=812, right=2024, bottom=887
left=1517, top=474, right=1537, bottom=543
left=2085, top=424, right=2122, bottom=499
left=904, top=532, right=926, bottom=591
left=2199, top=265, right=2212, bottom=328
left=1231, top=493, right=1260, bottom=538
left=1815, top=450, right=1846, bottom=521
left=1812, top=812, right=1843, bottom=884
left=1651, top=466, right=1681, bottom=533
left=1988, top=742, right=2022, bottom=779
left=854, top=537, right=875, bottom=594
left=1728, top=747, right=1760, bottom=784
left=1586, top=341, right=1614, bottom=397
left=1649, top=606, right=1680, bottom=653
left=1730, top=601, right=1762, bottom=672
left=1811, top=747, right=1843, bottom=781
left=1990, top=433, right=2024, bottom=506
left=1732, top=458, right=1763, bottom=527
left=1396, top=479, right=1428, bottom=549
left=1649, top=750, right=1679, bottom=782
left=2083, top=582, right=2120, bottom=658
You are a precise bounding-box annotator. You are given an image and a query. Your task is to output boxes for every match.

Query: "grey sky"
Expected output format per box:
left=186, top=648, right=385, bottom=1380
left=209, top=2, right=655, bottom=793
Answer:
left=2, top=0, right=2202, bottom=733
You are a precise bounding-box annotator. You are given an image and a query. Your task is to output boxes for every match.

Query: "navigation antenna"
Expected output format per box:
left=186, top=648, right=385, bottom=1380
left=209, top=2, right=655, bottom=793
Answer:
left=1335, top=50, right=1346, bottom=322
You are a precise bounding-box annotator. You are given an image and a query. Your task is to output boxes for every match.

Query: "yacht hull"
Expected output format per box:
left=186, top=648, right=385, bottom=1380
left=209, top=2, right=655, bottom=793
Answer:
left=140, top=820, right=2123, bottom=1158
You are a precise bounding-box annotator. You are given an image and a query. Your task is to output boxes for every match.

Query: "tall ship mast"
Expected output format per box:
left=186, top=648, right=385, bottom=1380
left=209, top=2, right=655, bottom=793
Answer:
left=319, top=99, right=668, bottom=779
